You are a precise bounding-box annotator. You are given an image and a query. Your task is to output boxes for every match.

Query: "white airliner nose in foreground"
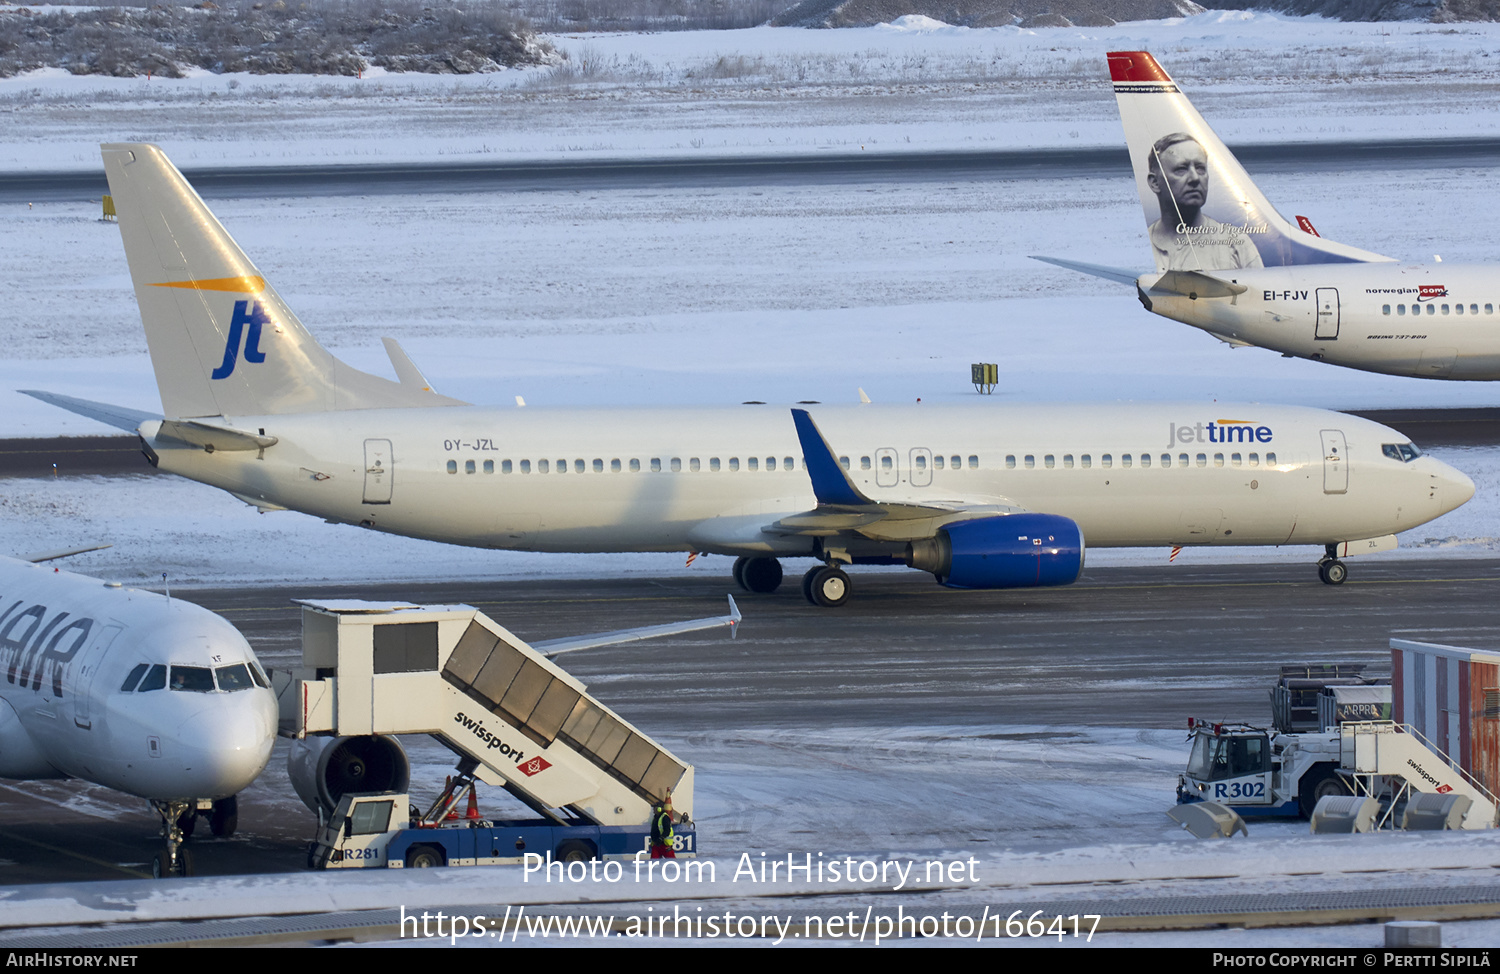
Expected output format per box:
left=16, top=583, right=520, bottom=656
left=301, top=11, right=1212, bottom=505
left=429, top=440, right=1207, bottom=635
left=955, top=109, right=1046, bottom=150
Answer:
left=0, top=554, right=277, bottom=877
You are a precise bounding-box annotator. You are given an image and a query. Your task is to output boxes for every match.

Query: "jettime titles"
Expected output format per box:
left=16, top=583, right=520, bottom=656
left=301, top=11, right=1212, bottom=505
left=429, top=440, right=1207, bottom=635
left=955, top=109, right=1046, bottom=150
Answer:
left=1168, top=421, right=1273, bottom=449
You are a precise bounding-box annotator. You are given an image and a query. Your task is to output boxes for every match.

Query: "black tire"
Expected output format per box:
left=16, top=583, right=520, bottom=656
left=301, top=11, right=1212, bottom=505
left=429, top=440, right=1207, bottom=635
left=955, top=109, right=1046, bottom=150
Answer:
left=741, top=557, right=783, bottom=594
left=209, top=796, right=238, bottom=838
left=556, top=840, right=596, bottom=863
left=178, top=847, right=194, bottom=877
left=406, top=845, right=444, bottom=869
left=732, top=556, right=749, bottom=591
left=1298, top=767, right=1348, bottom=817
left=801, top=566, right=821, bottom=605
left=153, top=848, right=193, bottom=878
left=809, top=566, right=851, bottom=608
left=1323, top=560, right=1348, bottom=585
left=151, top=853, right=164, bottom=879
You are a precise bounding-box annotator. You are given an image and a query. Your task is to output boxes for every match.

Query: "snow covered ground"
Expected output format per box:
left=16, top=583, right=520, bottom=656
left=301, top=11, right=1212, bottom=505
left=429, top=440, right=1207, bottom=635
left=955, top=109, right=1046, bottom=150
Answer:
left=5, top=13, right=1500, bottom=946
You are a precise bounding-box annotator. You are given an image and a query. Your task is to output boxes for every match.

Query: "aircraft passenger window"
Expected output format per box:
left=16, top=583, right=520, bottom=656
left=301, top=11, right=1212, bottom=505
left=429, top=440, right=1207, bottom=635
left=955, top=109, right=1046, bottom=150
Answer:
left=1044, top=455, right=1055, bottom=469
left=950, top=455, right=960, bottom=468
left=539, top=459, right=550, bottom=473
left=1266, top=452, right=1277, bottom=466
left=1081, top=455, right=1091, bottom=469
left=1428, top=304, right=1437, bottom=315
left=671, top=458, right=682, bottom=472
left=711, top=458, right=721, bottom=471
left=730, top=458, right=740, bottom=471
left=1142, top=454, right=1153, bottom=468
left=611, top=459, right=622, bottom=472
left=1006, top=456, right=1016, bottom=469
left=575, top=459, right=585, bottom=473
left=1442, top=305, right=1450, bottom=315
left=138, top=664, right=166, bottom=692
left=483, top=460, right=494, bottom=474
left=1232, top=453, right=1242, bottom=466
left=215, top=664, right=254, bottom=691
left=1397, top=305, right=1406, bottom=316
left=446, top=460, right=457, bottom=474
left=968, top=456, right=978, bottom=469
left=1024, top=455, right=1035, bottom=469
left=1121, top=455, right=1132, bottom=468
left=1382, top=305, right=1391, bottom=315
left=556, top=459, right=566, bottom=472
left=520, top=460, right=531, bottom=473
left=1101, top=455, right=1112, bottom=468
left=630, top=459, right=641, bottom=472
left=690, top=458, right=700, bottom=472
left=840, top=456, right=850, bottom=470
left=785, top=457, right=795, bottom=470
left=1196, top=454, right=1207, bottom=467
left=465, top=460, right=475, bottom=474
left=861, top=457, right=871, bottom=470
left=1214, top=454, right=1224, bottom=467
left=651, top=458, right=662, bottom=472
left=120, top=663, right=149, bottom=692
left=594, top=459, right=604, bottom=473
left=170, top=666, right=214, bottom=692
left=1179, top=453, right=1190, bottom=467
left=1249, top=454, right=1260, bottom=466
left=1472, top=304, right=1480, bottom=314
left=1063, top=455, right=1074, bottom=469
left=1160, top=454, right=1171, bottom=467
left=881, top=456, right=892, bottom=471
left=1456, top=304, right=1465, bottom=315
left=915, top=455, right=927, bottom=470
left=748, top=458, right=759, bottom=471
left=1488, top=304, right=1494, bottom=314
left=766, top=457, right=777, bottom=471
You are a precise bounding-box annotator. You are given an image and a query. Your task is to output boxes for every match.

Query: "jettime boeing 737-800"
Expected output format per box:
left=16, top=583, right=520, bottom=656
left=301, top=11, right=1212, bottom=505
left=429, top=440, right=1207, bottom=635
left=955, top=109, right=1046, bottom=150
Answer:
left=28, top=144, right=1475, bottom=605
left=0, top=551, right=276, bottom=877
left=1037, top=51, right=1500, bottom=381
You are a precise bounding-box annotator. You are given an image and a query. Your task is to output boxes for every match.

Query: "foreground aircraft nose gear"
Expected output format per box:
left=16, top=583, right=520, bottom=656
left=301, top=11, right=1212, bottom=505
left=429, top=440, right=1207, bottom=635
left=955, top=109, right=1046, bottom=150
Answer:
left=151, top=799, right=195, bottom=878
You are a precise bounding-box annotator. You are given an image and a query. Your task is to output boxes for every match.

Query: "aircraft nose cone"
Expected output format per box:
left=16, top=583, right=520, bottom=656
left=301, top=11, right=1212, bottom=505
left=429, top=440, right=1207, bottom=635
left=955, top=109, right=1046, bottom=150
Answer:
left=178, top=692, right=276, bottom=796
left=1434, top=459, right=1476, bottom=515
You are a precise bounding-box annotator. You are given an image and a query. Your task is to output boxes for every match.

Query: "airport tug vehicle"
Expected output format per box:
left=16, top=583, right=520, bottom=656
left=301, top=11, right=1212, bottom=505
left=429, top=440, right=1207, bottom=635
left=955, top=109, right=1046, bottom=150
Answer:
left=1177, top=664, right=1497, bottom=830
left=276, top=599, right=734, bottom=868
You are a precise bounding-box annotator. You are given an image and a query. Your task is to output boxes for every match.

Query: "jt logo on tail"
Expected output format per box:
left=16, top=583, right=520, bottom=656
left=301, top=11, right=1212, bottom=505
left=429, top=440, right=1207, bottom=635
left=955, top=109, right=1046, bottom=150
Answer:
left=212, top=301, right=271, bottom=379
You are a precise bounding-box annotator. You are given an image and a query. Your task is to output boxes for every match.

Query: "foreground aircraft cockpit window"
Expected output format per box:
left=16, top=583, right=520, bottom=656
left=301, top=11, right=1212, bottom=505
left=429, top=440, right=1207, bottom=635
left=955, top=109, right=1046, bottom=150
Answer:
left=138, top=664, right=167, bottom=692
left=121, top=663, right=149, bottom=692
left=1383, top=443, right=1424, bottom=463
left=170, top=665, right=214, bottom=692
left=214, top=663, right=255, bottom=691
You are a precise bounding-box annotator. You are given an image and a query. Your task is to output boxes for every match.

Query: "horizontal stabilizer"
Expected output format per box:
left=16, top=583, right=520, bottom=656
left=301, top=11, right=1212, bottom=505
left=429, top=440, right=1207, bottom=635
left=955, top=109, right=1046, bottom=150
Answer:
left=20, top=390, right=159, bottom=432
left=1147, top=270, right=1248, bottom=299
left=1031, top=256, right=1146, bottom=286
left=156, top=420, right=278, bottom=452
left=531, top=595, right=741, bottom=657
left=17, top=544, right=113, bottom=564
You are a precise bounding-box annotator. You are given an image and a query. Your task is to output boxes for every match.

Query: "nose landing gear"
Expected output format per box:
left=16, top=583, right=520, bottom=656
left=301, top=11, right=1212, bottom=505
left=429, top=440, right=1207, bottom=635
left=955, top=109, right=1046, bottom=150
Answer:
left=150, top=799, right=194, bottom=878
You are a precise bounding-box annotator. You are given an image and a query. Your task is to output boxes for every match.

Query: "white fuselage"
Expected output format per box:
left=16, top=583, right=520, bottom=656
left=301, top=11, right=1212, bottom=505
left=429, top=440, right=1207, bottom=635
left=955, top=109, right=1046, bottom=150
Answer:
left=0, top=557, right=276, bottom=801
left=1145, top=263, right=1500, bottom=379
left=145, top=401, right=1473, bottom=558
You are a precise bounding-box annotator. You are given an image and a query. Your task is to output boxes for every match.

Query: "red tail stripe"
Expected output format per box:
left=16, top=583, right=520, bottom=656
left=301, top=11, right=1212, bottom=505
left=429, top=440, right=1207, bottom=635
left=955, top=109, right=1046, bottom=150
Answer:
left=1107, top=51, right=1172, bottom=84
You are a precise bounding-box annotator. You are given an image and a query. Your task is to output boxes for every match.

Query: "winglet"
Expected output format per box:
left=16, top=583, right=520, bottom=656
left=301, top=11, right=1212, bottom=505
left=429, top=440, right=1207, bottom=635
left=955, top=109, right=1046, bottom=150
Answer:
left=727, top=594, right=740, bottom=639
left=790, top=409, right=870, bottom=507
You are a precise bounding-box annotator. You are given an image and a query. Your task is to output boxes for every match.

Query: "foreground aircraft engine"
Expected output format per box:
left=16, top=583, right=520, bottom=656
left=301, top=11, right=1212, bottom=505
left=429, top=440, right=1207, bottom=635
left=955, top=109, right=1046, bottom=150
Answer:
left=905, top=513, right=1084, bottom=589
left=288, top=735, right=411, bottom=818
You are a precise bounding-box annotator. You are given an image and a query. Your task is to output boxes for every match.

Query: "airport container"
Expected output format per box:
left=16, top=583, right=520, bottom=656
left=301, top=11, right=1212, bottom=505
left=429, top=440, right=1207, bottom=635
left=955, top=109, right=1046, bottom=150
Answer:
left=1390, top=639, right=1500, bottom=796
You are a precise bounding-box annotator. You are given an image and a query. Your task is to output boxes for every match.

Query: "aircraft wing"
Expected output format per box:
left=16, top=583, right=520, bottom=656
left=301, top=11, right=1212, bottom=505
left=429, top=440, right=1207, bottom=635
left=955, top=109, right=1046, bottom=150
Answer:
left=16, top=544, right=112, bottom=563
left=20, top=390, right=160, bottom=433
left=768, top=410, right=1026, bottom=543
left=1031, top=256, right=1146, bottom=286
left=530, top=595, right=741, bottom=658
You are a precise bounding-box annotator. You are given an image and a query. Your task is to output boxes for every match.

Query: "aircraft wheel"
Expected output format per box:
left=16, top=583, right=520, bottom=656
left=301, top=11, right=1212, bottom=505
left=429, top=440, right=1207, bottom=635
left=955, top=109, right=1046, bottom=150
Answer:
left=731, top=556, right=749, bottom=591
left=741, top=557, right=783, bottom=594
left=801, top=566, right=821, bottom=605
left=556, top=840, right=596, bottom=863
left=1319, top=560, right=1348, bottom=585
left=405, top=845, right=445, bottom=869
left=152, top=848, right=193, bottom=878
left=209, top=796, right=238, bottom=838
left=808, top=566, right=851, bottom=608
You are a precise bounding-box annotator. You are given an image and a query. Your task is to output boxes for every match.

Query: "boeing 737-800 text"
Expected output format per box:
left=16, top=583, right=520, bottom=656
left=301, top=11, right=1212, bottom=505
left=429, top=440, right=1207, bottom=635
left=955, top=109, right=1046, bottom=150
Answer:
left=1037, top=51, right=1500, bottom=381
left=0, top=552, right=276, bottom=877
left=27, top=144, right=1475, bottom=605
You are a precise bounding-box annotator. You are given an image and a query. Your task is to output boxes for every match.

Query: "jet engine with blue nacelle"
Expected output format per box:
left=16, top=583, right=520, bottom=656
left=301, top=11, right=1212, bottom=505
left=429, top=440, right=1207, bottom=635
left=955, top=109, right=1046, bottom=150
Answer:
left=23, top=143, right=1477, bottom=608
left=0, top=553, right=277, bottom=877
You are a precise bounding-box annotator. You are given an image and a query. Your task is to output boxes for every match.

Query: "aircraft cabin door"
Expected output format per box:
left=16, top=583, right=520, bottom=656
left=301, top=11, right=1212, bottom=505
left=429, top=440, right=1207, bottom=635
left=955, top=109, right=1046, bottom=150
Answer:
left=73, top=623, right=123, bottom=730
left=1315, top=288, right=1340, bottom=340
left=363, top=439, right=393, bottom=504
left=909, top=448, right=932, bottom=487
left=875, top=448, right=899, bottom=488
left=1320, top=429, right=1348, bottom=495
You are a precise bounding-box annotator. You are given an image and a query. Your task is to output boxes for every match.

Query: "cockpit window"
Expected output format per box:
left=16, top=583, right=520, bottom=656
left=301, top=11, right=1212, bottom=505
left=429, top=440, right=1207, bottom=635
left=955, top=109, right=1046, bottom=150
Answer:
left=138, top=664, right=166, bottom=692
left=120, top=663, right=149, bottom=693
left=249, top=662, right=271, bottom=689
left=1382, top=443, right=1423, bottom=463
left=215, top=664, right=254, bottom=691
left=169, top=666, right=215, bottom=692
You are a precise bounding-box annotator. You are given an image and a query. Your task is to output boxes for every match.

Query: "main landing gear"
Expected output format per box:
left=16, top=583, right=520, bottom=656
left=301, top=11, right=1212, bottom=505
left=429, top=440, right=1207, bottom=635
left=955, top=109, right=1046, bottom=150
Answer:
left=1317, top=544, right=1348, bottom=586
left=731, top=556, right=852, bottom=607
